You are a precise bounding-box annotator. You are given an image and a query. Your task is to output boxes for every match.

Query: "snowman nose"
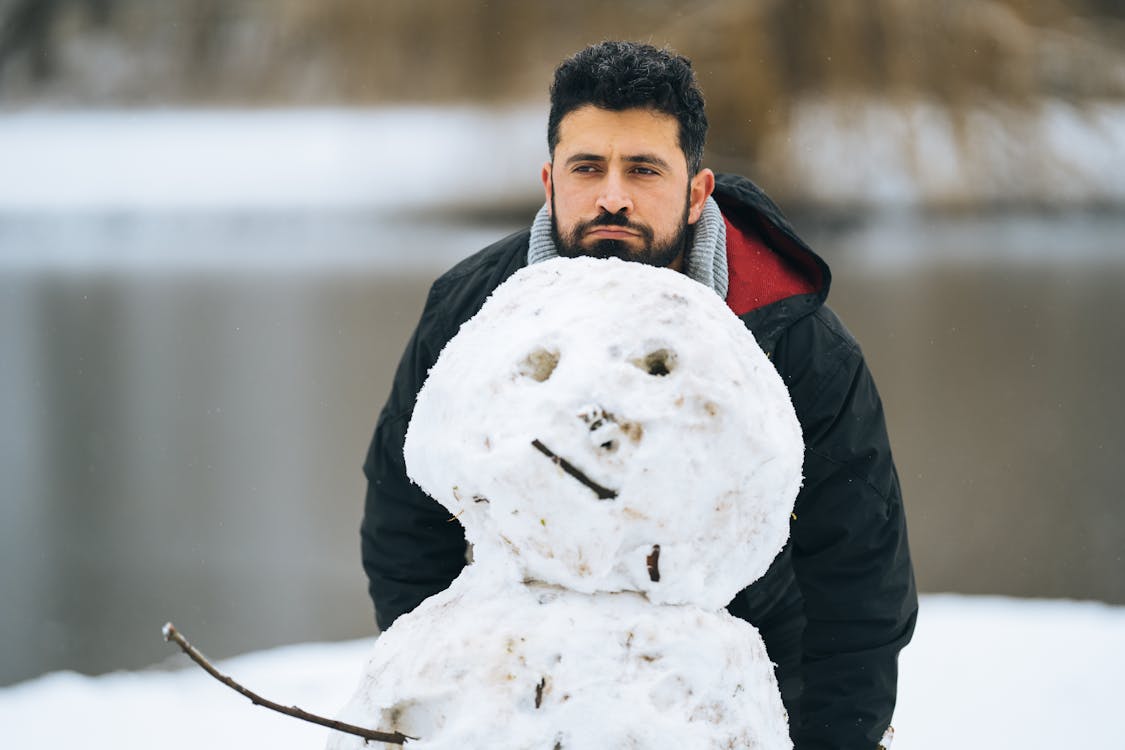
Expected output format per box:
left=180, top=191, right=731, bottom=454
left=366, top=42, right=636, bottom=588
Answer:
left=577, top=404, right=622, bottom=453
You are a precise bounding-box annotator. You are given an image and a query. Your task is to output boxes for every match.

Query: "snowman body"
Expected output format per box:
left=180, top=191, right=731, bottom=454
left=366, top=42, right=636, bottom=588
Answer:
left=330, top=257, right=803, bottom=749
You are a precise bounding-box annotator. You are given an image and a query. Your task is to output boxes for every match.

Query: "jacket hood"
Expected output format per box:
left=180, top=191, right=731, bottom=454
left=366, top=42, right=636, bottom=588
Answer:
left=712, top=172, right=832, bottom=353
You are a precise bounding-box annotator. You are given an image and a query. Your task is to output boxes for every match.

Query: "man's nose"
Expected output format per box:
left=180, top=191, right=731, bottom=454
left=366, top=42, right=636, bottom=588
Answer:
left=595, top=173, right=633, bottom=215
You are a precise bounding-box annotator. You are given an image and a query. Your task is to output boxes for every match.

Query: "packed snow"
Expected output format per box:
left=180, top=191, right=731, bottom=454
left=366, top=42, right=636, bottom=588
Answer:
left=329, top=566, right=788, bottom=750
left=404, top=257, right=803, bottom=609
left=328, top=258, right=799, bottom=748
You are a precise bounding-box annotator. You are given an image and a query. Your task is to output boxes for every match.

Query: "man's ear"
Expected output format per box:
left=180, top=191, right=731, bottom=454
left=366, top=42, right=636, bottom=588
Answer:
left=688, top=168, right=716, bottom=224
left=540, top=161, right=553, bottom=215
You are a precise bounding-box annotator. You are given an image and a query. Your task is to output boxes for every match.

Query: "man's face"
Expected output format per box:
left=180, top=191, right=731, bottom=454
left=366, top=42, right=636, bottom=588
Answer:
left=542, top=106, right=715, bottom=271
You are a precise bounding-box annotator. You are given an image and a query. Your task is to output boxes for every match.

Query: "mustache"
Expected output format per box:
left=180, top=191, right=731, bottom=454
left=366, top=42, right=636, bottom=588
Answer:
left=589, top=211, right=633, bottom=227
left=578, top=212, right=653, bottom=241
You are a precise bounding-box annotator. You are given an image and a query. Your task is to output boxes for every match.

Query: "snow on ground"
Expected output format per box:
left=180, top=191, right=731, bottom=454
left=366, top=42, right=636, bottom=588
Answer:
left=0, top=106, right=547, bottom=212
left=1, top=594, right=1121, bottom=749
left=2, top=100, right=1124, bottom=213
left=765, top=97, right=1125, bottom=207
left=3, top=103, right=1123, bottom=274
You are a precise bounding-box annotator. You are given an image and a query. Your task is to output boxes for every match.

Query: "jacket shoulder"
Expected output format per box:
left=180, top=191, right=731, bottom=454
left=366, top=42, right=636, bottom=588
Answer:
left=425, top=228, right=530, bottom=333
left=772, top=304, right=866, bottom=421
left=434, top=227, right=530, bottom=289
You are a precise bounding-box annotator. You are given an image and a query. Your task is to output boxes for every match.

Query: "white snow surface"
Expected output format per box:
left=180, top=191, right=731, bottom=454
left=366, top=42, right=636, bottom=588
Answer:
left=404, top=257, right=804, bottom=610
left=1, top=99, right=1123, bottom=214
left=0, top=106, right=546, bottom=212
left=2, top=594, right=1122, bottom=749
left=765, top=97, right=1125, bottom=207
left=326, top=564, right=789, bottom=750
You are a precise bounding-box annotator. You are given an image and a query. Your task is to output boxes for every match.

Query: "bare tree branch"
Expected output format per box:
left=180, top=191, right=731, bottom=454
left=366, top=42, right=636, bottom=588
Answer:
left=162, top=622, right=412, bottom=745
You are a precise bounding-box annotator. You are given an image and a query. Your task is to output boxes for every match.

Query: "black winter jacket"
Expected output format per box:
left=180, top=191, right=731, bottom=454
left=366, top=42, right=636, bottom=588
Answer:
left=361, top=173, right=917, bottom=750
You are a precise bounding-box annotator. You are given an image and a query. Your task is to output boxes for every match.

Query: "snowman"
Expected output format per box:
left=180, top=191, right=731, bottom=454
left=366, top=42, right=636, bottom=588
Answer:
left=328, top=256, right=804, bottom=749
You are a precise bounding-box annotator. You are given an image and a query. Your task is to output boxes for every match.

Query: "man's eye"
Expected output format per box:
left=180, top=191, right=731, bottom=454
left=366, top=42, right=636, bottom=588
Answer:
left=631, top=167, right=659, bottom=176
left=573, top=165, right=600, bottom=174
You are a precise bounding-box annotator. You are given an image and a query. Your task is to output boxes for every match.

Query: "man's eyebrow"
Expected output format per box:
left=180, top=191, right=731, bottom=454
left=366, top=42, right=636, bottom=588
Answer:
left=565, top=153, right=607, bottom=165
left=563, top=153, right=673, bottom=170
left=625, top=153, right=672, bottom=170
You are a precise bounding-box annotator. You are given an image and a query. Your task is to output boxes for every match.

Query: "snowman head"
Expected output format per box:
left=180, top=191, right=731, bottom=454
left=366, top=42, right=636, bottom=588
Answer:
left=404, top=256, right=803, bottom=609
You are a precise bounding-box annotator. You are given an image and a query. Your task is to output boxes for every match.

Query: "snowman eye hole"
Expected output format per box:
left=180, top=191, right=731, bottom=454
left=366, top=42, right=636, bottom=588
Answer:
left=519, top=347, right=560, bottom=382
left=632, top=348, right=676, bottom=376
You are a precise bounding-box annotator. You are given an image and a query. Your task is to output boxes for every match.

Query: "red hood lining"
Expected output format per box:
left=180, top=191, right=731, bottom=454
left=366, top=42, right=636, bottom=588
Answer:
left=722, top=213, right=821, bottom=317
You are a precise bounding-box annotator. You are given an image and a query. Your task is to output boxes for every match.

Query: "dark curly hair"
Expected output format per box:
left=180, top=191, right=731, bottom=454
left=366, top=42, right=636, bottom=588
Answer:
left=547, top=41, right=708, bottom=175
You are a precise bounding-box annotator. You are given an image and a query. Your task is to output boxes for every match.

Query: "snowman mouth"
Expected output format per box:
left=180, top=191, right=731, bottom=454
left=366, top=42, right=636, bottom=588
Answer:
left=531, top=439, right=618, bottom=500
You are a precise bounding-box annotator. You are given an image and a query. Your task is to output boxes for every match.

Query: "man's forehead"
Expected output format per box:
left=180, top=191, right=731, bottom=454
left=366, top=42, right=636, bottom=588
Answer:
left=555, top=105, right=682, bottom=157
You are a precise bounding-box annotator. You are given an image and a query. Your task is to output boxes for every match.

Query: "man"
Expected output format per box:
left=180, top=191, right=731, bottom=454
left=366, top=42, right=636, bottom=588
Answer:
left=361, top=41, right=917, bottom=749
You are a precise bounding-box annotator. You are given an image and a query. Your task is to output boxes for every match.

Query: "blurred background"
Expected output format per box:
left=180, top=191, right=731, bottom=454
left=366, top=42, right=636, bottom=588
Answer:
left=1, top=0, right=1122, bottom=687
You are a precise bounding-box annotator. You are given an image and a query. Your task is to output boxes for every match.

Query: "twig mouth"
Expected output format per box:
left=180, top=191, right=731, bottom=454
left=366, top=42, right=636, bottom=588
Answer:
left=531, top=439, right=618, bottom=500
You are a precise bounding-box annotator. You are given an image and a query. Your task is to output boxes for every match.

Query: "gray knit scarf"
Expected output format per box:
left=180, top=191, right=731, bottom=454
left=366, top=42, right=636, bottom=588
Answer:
left=527, top=196, right=729, bottom=300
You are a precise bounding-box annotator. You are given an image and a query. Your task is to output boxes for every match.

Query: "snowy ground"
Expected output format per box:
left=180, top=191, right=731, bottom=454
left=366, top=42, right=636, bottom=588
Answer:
left=0, top=107, right=547, bottom=212
left=765, top=98, right=1125, bottom=208
left=1, top=594, right=1121, bottom=748
left=2, top=100, right=1124, bottom=214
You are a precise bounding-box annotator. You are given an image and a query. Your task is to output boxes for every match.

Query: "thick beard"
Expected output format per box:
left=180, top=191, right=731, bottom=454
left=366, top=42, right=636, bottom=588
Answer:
left=550, top=190, right=693, bottom=269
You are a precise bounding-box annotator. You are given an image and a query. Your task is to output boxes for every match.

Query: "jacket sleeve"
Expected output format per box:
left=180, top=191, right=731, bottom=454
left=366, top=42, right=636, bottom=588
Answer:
left=781, top=311, right=918, bottom=750
left=360, top=279, right=468, bottom=632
